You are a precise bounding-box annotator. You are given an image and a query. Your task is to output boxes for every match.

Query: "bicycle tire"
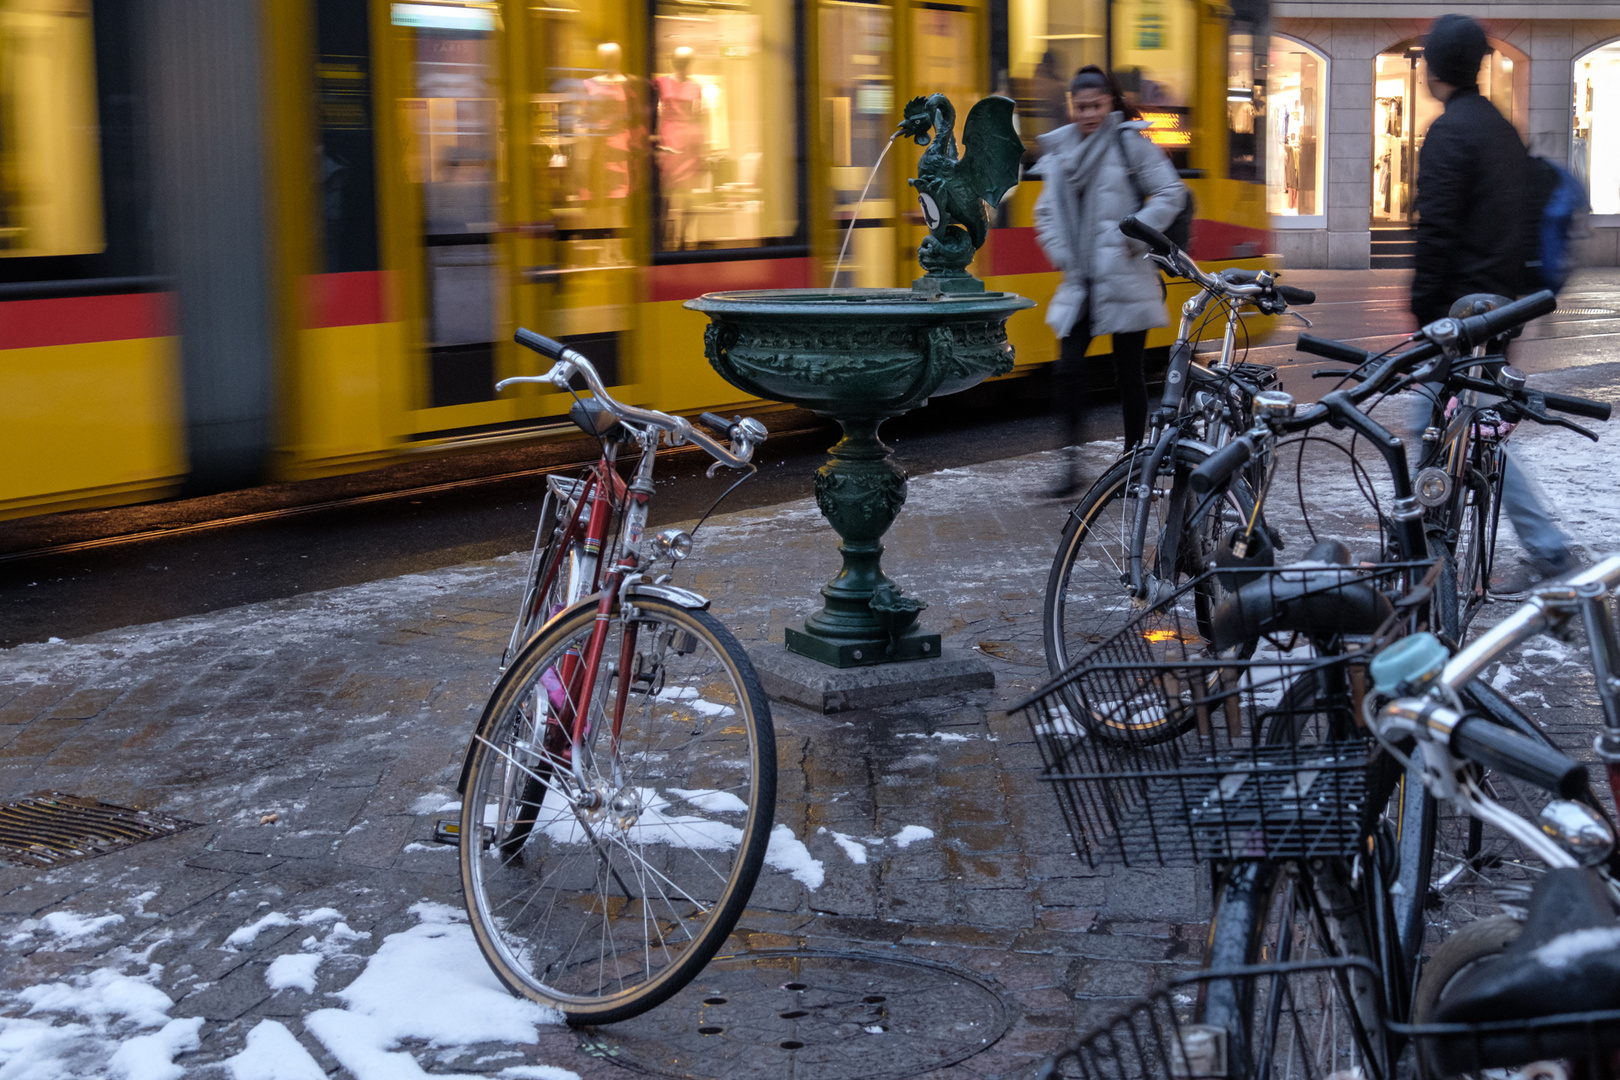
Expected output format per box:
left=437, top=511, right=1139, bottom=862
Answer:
left=460, top=596, right=776, bottom=1025
left=1201, top=859, right=1387, bottom=1078
left=1043, top=444, right=1258, bottom=743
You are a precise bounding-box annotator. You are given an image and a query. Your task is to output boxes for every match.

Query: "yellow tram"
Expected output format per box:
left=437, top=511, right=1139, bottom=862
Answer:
left=0, top=0, right=1274, bottom=520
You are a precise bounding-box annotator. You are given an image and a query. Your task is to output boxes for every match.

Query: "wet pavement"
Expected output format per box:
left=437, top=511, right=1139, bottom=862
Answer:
left=3, top=276, right=1620, bottom=1079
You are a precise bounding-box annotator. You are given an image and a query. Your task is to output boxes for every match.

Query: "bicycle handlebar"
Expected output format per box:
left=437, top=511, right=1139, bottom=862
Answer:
left=1456, top=289, right=1557, bottom=350
left=1189, top=435, right=1255, bottom=495
left=1297, top=334, right=1372, bottom=367
left=1118, top=215, right=1173, bottom=257
left=1540, top=390, right=1612, bottom=422
left=1277, top=284, right=1316, bottom=307
left=1449, top=712, right=1590, bottom=799
left=505, top=329, right=763, bottom=468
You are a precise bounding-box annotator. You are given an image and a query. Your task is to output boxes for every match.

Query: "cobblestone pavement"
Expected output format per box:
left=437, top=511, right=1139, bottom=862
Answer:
left=2, top=358, right=1619, bottom=1079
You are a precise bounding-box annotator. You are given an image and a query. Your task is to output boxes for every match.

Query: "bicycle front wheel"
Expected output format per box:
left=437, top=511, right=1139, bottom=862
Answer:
left=460, top=596, right=776, bottom=1024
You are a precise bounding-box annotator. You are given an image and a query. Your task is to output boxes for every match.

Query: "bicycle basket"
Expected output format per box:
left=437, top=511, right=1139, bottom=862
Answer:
left=1019, top=563, right=1419, bottom=868
left=1391, top=1011, right=1620, bottom=1079
left=1036, top=958, right=1389, bottom=1080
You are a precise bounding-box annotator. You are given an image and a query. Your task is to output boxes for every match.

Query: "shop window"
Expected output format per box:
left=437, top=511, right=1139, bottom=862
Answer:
left=0, top=0, right=103, bottom=260
left=1574, top=41, right=1620, bottom=216
left=652, top=0, right=798, bottom=253
left=1267, top=37, right=1324, bottom=219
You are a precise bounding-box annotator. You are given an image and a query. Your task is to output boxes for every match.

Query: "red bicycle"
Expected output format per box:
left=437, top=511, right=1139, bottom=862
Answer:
left=456, top=329, right=775, bottom=1024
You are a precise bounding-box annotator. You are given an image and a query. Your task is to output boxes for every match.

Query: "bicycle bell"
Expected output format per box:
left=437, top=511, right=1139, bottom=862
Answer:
left=1539, top=800, right=1615, bottom=866
left=1496, top=365, right=1527, bottom=394
left=1253, top=390, right=1295, bottom=422
left=1369, top=631, right=1449, bottom=695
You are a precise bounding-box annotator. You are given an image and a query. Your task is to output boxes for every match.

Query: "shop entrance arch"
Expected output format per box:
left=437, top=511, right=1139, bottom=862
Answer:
left=1371, top=37, right=1524, bottom=226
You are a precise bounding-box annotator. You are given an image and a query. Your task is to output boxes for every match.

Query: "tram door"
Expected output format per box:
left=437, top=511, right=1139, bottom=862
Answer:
left=392, top=2, right=508, bottom=414
left=515, top=0, right=641, bottom=395
left=898, top=2, right=981, bottom=281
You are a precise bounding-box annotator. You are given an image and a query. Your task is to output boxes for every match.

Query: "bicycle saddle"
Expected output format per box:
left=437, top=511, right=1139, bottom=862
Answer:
left=1429, top=868, right=1620, bottom=1072
left=568, top=397, right=628, bottom=440
left=1209, top=541, right=1393, bottom=652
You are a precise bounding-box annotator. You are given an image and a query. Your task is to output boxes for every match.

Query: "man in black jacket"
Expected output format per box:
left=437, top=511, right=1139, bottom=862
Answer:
left=1406, top=14, right=1579, bottom=595
left=1411, top=14, right=1525, bottom=324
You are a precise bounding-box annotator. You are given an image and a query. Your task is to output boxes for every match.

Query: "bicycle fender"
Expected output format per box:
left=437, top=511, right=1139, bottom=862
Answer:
left=625, top=582, right=711, bottom=610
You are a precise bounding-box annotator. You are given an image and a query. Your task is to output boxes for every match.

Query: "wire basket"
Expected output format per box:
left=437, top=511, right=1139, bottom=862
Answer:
left=1035, top=958, right=1389, bottom=1080
left=1021, top=563, right=1419, bottom=868
left=1390, top=1011, right=1620, bottom=1079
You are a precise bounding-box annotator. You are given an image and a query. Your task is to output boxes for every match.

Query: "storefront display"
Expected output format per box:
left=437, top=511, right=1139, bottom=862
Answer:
left=1267, top=38, right=1323, bottom=218
left=1574, top=41, right=1620, bottom=216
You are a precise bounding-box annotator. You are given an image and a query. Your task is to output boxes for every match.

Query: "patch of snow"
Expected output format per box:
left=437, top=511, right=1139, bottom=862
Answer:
left=829, top=832, right=868, bottom=865
left=38, top=910, right=126, bottom=943
left=764, top=825, right=824, bottom=890
left=498, top=1067, right=582, bottom=1080
left=223, top=1020, right=327, bottom=1080
left=106, top=1016, right=202, bottom=1080
left=265, top=953, right=323, bottom=993
left=411, top=794, right=460, bottom=815
left=1532, top=925, right=1620, bottom=969
left=891, top=825, right=934, bottom=849
left=402, top=842, right=452, bottom=853
left=21, top=969, right=176, bottom=1029
left=668, top=788, right=748, bottom=813
left=898, top=731, right=973, bottom=743
left=302, top=902, right=562, bottom=1080
left=225, top=912, right=293, bottom=949
left=297, top=908, right=342, bottom=925
left=864, top=1025, right=884, bottom=1034
left=650, top=685, right=735, bottom=718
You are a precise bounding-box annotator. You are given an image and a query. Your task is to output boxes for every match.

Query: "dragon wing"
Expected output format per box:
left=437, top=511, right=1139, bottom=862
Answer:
left=957, top=95, right=1023, bottom=208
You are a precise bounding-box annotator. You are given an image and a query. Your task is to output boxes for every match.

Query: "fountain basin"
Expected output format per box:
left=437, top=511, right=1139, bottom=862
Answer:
left=688, top=286, right=1034, bottom=671
left=692, top=288, right=1035, bottom=418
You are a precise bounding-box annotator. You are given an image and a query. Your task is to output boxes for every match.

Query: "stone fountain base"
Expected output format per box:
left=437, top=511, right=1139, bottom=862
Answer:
left=750, top=645, right=993, bottom=714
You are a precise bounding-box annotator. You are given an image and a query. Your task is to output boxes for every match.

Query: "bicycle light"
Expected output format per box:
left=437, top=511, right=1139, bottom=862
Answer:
left=1538, top=800, right=1614, bottom=866
left=1370, top=632, right=1448, bottom=695
left=1415, top=466, right=1452, bottom=507
left=654, top=528, right=693, bottom=562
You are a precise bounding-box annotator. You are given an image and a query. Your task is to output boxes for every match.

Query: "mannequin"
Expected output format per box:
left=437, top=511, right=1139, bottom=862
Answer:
left=585, top=42, right=636, bottom=202
left=655, top=46, right=704, bottom=248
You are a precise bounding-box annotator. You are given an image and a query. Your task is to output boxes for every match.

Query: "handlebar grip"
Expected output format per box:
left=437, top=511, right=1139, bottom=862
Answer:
left=1456, top=289, right=1557, bottom=350
left=1539, top=390, right=1612, bottom=422
left=1296, top=333, right=1371, bottom=367
left=515, top=328, right=572, bottom=359
left=698, top=411, right=733, bottom=436
left=1450, top=714, right=1589, bottom=799
left=1277, top=284, right=1316, bottom=306
left=1190, top=438, right=1254, bottom=496
left=1119, top=215, right=1175, bottom=257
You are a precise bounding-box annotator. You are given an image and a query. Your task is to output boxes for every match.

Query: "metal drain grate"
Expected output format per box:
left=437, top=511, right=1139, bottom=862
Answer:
left=0, top=793, right=200, bottom=868
left=579, top=950, right=1014, bottom=1079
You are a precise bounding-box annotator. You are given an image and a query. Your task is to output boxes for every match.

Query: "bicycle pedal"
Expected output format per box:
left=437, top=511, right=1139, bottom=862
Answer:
left=433, top=820, right=494, bottom=848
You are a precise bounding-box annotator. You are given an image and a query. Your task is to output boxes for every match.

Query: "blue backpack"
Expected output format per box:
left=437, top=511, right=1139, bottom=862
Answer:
left=1522, top=156, right=1588, bottom=293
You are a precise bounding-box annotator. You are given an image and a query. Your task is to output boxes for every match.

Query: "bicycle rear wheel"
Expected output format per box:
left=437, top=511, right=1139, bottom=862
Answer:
left=460, top=596, right=775, bottom=1024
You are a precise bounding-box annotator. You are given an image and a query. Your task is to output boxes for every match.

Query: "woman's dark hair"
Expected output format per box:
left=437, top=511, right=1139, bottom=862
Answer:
left=1068, top=65, right=1140, bottom=119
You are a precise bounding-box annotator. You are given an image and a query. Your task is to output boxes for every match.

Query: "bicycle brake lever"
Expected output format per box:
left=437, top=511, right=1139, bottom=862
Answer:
left=1520, top=401, right=1600, bottom=442
left=1286, top=310, right=1314, bottom=328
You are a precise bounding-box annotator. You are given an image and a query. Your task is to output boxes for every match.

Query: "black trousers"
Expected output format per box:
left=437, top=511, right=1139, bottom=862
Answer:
left=1052, top=316, right=1149, bottom=452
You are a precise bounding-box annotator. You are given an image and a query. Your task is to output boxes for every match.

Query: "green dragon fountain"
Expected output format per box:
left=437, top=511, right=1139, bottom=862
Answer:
left=688, top=94, right=1033, bottom=684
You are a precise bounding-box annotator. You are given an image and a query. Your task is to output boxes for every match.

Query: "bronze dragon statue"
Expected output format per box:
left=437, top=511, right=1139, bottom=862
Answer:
left=896, top=93, right=1024, bottom=292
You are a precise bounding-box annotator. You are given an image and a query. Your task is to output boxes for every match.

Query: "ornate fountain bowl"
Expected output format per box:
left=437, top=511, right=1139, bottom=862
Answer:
left=687, top=287, right=1034, bottom=671
left=692, top=288, right=1034, bottom=418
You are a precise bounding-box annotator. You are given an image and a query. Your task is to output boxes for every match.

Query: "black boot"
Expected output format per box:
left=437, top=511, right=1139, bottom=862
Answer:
left=1046, top=447, right=1083, bottom=499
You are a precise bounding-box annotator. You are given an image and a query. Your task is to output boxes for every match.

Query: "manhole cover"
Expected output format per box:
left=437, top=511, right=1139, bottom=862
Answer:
left=0, top=793, right=199, bottom=868
left=579, top=950, right=1014, bottom=1080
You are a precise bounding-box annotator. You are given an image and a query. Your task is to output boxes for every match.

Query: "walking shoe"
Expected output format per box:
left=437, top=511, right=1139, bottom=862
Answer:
left=1489, top=550, right=1583, bottom=601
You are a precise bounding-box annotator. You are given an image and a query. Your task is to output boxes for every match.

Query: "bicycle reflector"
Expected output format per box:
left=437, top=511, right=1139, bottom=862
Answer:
left=1371, top=632, right=1449, bottom=695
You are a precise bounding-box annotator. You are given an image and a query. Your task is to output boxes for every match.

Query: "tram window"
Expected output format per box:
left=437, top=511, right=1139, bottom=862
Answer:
left=1268, top=38, right=1324, bottom=218
left=394, top=1, right=502, bottom=407
left=315, top=0, right=380, bottom=274
left=1005, top=0, right=1105, bottom=147
left=1225, top=0, right=1267, bottom=184
left=652, top=0, right=798, bottom=253
left=0, top=0, right=103, bottom=260
left=1111, top=0, right=1195, bottom=170
left=821, top=1, right=893, bottom=219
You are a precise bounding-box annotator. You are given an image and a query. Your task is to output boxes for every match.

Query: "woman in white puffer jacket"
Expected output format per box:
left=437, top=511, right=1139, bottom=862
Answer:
left=1034, top=66, right=1187, bottom=496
